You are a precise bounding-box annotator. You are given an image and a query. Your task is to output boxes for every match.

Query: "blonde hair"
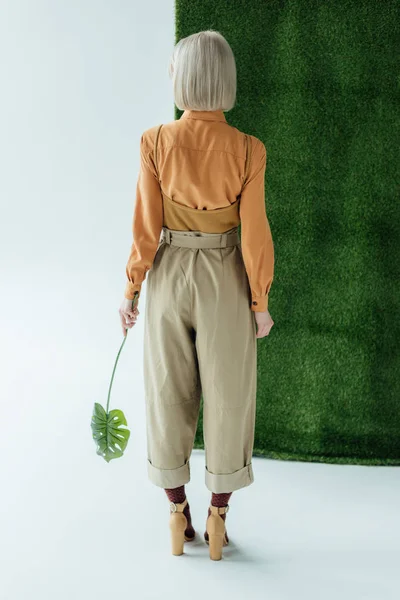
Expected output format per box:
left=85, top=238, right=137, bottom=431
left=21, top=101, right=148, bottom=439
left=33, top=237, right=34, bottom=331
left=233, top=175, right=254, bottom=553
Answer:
left=168, top=30, right=236, bottom=111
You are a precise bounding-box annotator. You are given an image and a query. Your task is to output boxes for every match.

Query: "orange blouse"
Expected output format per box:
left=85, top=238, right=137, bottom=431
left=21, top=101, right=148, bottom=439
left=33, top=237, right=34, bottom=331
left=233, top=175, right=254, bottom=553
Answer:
left=124, top=109, right=274, bottom=312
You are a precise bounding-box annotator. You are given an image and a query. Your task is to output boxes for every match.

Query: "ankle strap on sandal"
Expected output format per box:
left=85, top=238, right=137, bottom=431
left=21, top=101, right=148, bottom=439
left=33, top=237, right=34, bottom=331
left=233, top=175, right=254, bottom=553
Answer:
left=210, top=504, right=230, bottom=515
left=169, top=498, right=188, bottom=513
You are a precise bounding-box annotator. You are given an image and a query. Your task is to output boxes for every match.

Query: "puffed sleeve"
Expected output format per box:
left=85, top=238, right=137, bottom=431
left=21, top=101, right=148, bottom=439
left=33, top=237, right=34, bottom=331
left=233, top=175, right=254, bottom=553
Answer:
left=239, top=137, right=274, bottom=312
left=124, top=131, right=164, bottom=301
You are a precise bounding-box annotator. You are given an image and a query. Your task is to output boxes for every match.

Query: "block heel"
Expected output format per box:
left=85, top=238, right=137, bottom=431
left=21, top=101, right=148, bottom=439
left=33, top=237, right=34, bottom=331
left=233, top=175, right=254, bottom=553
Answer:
left=205, top=504, right=229, bottom=561
left=169, top=498, right=193, bottom=555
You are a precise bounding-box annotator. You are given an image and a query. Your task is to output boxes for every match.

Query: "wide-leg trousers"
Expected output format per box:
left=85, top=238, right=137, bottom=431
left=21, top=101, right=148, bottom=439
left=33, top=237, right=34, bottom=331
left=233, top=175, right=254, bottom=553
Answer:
left=143, top=225, right=257, bottom=493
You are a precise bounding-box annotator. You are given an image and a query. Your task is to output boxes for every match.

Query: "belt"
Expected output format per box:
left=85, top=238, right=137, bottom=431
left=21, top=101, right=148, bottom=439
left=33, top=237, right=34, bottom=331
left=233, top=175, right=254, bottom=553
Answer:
left=161, top=227, right=240, bottom=249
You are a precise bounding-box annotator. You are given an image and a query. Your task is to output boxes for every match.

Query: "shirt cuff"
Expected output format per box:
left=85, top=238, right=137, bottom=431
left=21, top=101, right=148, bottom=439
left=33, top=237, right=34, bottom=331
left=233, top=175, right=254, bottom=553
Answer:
left=125, top=281, right=142, bottom=302
left=251, top=295, right=268, bottom=312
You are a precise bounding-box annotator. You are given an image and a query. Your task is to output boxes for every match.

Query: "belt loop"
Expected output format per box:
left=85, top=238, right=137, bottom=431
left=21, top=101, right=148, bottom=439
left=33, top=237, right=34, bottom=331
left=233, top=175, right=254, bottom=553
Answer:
left=164, top=229, right=171, bottom=244
left=220, top=232, right=227, bottom=248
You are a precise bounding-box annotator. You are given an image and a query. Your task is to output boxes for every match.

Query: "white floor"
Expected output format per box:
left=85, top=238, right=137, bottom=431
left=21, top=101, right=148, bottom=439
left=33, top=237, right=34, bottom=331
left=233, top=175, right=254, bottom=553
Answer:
left=2, top=423, right=400, bottom=600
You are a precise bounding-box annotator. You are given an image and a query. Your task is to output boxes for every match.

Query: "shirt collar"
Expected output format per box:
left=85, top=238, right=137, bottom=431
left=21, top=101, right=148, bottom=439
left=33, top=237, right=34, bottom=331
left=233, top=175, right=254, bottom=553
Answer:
left=180, top=109, right=227, bottom=123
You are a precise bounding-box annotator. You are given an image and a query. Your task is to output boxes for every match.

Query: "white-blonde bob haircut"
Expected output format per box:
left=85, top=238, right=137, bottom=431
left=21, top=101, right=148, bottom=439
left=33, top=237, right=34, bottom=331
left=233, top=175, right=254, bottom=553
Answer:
left=168, top=30, right=237, bottom=112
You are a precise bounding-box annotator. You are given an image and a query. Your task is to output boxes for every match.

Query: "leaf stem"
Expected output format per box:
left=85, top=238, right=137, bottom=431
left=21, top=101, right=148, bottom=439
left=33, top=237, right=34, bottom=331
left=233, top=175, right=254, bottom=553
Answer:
left=106, top=292, right=139, bottom=414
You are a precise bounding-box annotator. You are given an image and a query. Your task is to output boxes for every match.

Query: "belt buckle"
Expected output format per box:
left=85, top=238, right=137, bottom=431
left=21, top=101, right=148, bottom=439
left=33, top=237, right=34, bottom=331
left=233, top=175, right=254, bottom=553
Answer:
left=164, top=229, right=171, bottom=244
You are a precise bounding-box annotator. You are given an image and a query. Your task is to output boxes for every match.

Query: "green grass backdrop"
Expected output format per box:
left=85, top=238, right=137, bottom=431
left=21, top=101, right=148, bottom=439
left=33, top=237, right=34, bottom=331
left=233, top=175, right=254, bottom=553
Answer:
left=175, top=0, right=400, bottom=464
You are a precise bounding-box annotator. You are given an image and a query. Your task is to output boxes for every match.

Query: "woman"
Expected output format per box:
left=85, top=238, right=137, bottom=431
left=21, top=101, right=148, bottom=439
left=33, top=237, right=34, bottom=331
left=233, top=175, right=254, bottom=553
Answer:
left=119, top=30, right=274, bottom=560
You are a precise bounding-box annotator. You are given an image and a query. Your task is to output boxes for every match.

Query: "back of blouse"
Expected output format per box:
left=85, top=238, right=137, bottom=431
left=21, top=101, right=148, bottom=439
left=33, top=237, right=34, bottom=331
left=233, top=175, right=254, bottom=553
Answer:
left=124, top=109, right=274, bottom=312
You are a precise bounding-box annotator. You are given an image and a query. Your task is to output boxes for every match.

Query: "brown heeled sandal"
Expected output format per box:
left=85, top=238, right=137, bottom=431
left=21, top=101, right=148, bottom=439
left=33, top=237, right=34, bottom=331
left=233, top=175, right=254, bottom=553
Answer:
left=169, top=498, right=195, bottom=555
left=205, top=504, right=229, bottom=560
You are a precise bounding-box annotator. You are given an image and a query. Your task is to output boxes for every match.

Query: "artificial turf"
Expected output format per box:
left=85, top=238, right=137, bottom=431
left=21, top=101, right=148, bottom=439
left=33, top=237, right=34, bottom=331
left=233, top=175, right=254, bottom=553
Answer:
left=175, top=0, right=400, bottom=464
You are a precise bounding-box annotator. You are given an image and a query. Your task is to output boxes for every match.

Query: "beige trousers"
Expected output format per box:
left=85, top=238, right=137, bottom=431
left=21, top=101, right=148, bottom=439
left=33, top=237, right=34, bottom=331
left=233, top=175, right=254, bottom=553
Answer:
left=143, top=225, right=257, bottom=493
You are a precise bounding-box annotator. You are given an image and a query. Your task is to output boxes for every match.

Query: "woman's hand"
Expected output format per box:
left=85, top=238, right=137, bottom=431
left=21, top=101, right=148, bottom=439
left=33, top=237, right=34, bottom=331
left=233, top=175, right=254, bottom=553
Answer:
left=119, top=297, right=140, bottom=336
left=254, top=309, right=274, bottom=339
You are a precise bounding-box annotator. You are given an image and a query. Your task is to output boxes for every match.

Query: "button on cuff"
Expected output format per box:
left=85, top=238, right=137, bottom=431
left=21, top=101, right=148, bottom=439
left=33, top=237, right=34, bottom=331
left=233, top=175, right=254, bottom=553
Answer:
left=251, top=295, right=268, bottom=312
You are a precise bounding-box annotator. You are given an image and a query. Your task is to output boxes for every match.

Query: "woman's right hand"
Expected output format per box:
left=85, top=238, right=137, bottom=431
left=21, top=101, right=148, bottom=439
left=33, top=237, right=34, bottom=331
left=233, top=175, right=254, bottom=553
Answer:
left=119, top=297, right=139, bottom=336
left=254, top=309, right=274, bottom=339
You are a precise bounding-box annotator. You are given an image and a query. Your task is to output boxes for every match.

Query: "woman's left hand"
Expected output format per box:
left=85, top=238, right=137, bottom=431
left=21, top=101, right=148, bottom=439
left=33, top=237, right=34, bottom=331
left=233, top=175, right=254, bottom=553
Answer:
left=119, top=298, right=139, bottom=336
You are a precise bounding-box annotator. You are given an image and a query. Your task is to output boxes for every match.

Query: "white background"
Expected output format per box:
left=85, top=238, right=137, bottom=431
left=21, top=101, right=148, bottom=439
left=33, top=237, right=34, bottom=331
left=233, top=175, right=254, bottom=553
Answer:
left=1, top=2, right=399, bottom=599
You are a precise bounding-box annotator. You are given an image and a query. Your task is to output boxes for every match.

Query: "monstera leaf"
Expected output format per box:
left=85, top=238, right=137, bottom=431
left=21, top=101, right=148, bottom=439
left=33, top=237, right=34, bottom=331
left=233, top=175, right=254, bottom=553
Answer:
left=91, top=291, right=138, bottom=462
left=91, top=403, right=130, bottom=462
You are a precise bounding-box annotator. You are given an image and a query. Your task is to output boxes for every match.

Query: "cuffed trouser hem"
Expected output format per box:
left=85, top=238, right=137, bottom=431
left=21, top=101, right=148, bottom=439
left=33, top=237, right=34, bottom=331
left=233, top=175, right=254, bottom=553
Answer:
left=205, top=463, right=254, bottom=493
left=147, top=458, right=190, bottom=489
